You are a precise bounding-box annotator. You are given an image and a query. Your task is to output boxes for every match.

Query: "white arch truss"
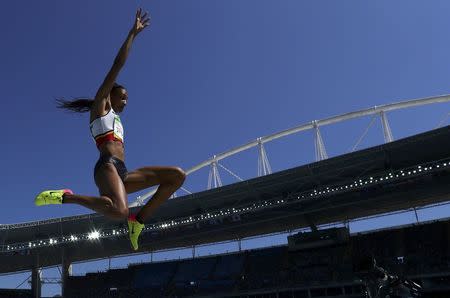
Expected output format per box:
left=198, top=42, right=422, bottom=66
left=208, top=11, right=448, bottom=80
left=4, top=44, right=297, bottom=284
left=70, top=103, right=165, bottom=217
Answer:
left=131, top=94, right=450, bottom=207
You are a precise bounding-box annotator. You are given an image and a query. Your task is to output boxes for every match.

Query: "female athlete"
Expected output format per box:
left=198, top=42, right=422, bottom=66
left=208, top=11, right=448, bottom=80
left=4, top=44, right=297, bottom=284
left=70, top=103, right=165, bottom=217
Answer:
left=35, top=8, right=186, bottom=251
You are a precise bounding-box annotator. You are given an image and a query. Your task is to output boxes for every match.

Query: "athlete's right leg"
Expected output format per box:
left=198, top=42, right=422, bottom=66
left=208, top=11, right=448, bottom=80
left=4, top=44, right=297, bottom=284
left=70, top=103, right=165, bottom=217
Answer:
left=69, top=163, right=128, bottom=220
left=37, top=163, right=129, bottom=220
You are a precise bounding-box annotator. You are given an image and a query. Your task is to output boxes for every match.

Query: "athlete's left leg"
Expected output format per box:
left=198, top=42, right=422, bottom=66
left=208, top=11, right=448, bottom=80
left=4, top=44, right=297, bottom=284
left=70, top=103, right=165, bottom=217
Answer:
left=123, top=166, right=186, bottom=222
left=124, top=166, right=186, bottom=250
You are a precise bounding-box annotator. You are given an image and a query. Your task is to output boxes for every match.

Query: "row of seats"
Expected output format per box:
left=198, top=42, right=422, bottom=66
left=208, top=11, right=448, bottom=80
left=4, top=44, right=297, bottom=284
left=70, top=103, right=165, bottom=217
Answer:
left=67, top=244, right=354, bottom=297
left=66, top=220, right=450, bottom=297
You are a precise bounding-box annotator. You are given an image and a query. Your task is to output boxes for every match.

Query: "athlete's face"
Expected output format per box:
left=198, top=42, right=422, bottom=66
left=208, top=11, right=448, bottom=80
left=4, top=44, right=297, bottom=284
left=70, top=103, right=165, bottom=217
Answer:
left=110, top=88, right=128, bottom=113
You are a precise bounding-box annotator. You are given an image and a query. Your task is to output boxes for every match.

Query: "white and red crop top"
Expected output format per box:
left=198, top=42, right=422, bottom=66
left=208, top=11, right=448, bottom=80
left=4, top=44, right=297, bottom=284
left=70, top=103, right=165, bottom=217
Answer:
left=89, top=109, right=124, bottom=147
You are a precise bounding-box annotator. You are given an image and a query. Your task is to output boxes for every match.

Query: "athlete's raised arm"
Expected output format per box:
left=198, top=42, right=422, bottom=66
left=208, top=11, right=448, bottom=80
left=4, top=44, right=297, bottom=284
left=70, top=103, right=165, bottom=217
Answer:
left=94, top=8, right=150, bottom=111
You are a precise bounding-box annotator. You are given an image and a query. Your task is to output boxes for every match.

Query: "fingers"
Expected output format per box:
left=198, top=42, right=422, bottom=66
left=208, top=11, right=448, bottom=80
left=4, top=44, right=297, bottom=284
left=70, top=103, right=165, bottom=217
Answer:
left=134, top=8, right=151, bottom=32
left=142, top=14, right=150, bottom=26
left=136, top=8, right=149, bottom=19
left=136, top=8, right=142, bottom=19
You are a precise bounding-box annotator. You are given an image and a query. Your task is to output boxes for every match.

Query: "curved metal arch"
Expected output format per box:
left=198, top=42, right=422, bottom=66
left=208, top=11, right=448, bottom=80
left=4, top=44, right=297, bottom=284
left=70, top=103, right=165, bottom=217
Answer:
left=131, top=94, right=450, bottom=206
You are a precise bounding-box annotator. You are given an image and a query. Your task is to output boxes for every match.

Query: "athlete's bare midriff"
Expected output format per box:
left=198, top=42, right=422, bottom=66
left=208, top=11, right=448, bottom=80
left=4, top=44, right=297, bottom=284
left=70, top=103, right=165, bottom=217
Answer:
left=98, top=141, right=125, bottom=162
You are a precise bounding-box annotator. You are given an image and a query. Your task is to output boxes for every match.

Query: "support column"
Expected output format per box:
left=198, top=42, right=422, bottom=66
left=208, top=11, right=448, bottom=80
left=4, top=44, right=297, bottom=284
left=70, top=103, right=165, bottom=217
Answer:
left=31, top=254, right=41, bottom=298
left=208, top=156, right=222, bottom=190
left=313, top=121, right=328, bottom=161
left=257, top=137, right=272, bottom=177
left=380, top=110, right=394, bottom=143
left=61, top=250, right=72, bottom=298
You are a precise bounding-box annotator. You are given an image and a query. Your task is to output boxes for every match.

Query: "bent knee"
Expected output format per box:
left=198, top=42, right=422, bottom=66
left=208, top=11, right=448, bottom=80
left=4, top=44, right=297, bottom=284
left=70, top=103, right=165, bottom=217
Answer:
left=171, top=167, right=186, bottom=186
left=100, top=195, right=129, bottom=220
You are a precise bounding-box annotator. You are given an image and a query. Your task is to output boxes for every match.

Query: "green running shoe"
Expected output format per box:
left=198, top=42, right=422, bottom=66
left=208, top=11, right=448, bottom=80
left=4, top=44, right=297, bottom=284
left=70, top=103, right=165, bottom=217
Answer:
left=35, top=189, right=73, bottom=206
left=128, top=215, right=144, bottom=251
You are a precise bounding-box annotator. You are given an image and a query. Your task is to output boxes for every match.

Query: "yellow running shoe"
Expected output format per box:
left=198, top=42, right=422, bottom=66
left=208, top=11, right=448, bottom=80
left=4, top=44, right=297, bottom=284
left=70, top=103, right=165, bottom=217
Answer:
left=128, top=215, right=144, bottom=251
left=35, top=189, right=73, bottom=206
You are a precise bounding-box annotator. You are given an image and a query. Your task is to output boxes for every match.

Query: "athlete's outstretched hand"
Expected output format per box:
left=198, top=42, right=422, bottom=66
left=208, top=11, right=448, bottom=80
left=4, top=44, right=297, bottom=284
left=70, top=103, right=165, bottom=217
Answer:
left=132, top=8, right=150, bottom=35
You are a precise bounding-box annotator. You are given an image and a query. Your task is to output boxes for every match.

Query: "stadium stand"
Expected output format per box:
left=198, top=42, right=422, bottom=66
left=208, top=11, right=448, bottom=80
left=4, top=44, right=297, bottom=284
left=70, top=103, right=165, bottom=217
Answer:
left=64, top=217, right=450, bottom=298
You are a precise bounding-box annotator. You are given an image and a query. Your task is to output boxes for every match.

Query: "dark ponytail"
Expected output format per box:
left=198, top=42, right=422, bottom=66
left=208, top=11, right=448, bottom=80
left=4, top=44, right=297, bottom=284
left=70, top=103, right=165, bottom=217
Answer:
left=56, top=83, right=125, bottom=113
left=56, top=98, right=94, bottom=113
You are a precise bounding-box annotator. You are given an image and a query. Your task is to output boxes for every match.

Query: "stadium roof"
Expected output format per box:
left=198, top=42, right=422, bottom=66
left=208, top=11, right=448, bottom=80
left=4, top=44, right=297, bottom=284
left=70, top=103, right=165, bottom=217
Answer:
left=1, top=125, right=450, bottom=273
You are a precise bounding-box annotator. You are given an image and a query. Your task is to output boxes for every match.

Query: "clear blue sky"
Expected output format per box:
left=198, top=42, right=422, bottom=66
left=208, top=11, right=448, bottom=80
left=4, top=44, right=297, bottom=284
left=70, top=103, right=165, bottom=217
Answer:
left=2, top=0, right=450, bottom=296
